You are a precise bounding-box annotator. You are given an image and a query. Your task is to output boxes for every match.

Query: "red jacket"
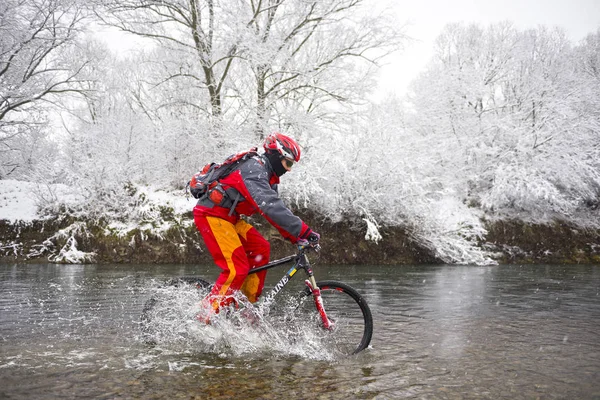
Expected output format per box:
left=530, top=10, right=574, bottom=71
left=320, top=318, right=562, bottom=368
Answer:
left=193, top=154, right=311, bottom=243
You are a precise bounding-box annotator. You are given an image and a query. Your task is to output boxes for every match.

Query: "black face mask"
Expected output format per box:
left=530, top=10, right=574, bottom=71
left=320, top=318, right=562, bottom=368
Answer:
left=265, top=151, right=287, bottom=177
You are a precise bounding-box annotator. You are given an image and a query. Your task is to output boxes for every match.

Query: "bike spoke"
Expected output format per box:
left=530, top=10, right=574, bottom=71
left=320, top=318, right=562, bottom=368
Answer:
left=292, top=280, right=373, bottom=356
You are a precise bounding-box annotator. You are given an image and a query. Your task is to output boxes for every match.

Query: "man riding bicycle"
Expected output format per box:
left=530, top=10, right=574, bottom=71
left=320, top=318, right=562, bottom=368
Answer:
left=193, top=132, right=320, bottom=323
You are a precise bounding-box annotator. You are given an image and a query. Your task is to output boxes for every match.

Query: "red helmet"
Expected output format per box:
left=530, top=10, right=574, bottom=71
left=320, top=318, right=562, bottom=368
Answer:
left=263, top=132, right=301, bottom=162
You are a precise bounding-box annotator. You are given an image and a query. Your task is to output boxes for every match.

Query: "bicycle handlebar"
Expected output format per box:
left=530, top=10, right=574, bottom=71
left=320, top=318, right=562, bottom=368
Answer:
left=297, top=242, right=321, bottom=253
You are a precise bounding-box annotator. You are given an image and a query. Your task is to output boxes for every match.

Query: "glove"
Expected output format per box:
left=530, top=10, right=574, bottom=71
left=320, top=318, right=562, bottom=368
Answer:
left=297, top=229, right=320, bottom=247
left=307, top=230, right=320, bottom=244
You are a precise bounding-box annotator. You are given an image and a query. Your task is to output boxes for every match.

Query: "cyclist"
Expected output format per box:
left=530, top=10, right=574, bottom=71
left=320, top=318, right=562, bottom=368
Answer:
left=193, top=132, right=320, bottom=323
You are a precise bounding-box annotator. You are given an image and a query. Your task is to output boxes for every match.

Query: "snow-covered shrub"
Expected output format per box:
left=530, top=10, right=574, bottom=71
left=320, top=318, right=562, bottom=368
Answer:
left=47, top=222, right=96, bottom=264
left=480, top=163, right=578, bottom=220
left=50, top=236, right=96, bottom=264
left=409, top=196, right=496, bottom=265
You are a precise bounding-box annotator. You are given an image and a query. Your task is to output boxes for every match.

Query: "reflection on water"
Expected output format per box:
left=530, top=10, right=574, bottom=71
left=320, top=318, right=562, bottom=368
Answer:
left=1, top=262, right=599, bottom=399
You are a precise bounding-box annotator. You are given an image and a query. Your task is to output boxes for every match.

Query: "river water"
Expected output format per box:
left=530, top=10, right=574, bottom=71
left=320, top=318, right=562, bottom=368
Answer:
left=1, top=262, right=599, bottom=399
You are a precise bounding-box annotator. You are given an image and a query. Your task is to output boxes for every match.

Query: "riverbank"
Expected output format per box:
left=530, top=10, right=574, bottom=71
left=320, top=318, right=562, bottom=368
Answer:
left=1, top=210, right=599, bottom=265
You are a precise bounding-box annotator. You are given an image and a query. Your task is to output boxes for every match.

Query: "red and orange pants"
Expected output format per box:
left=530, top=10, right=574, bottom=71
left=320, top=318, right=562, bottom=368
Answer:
left=194, top=214, right=270, bottom=315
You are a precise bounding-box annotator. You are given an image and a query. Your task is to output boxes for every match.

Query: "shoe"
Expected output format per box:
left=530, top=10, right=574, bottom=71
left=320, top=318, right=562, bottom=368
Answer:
left=196, top=311, right=212, bottom=325
left=196, top=305, right=218, bottom=325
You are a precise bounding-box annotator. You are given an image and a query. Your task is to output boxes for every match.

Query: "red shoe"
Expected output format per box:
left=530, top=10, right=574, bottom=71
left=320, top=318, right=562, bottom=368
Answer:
left=196, top=311, right=212, bottom=325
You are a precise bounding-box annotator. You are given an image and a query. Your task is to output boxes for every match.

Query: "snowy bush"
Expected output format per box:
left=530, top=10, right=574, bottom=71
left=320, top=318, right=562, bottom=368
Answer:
left=408, top=196, right=496, bottom=265
left=50, top=236, right=96, bottom=264
left=47, top=222, right=96, bottom=264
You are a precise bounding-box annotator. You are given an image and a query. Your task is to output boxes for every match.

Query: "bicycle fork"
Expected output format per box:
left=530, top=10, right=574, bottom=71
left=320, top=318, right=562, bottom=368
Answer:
left=305, top=277, right=333, bottom=330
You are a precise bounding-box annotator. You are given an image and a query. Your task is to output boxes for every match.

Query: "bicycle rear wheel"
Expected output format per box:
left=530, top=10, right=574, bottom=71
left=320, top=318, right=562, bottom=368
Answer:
left=295, top=280, right=373, bottom=355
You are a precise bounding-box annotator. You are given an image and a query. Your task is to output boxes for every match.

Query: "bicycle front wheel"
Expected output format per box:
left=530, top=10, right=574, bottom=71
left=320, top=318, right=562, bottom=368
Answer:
left=296, top=280, right=373, bottom=355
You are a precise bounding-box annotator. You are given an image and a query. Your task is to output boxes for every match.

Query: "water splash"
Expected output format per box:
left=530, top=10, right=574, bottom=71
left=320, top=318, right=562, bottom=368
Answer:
left=140, top=282, right=337, bottom=361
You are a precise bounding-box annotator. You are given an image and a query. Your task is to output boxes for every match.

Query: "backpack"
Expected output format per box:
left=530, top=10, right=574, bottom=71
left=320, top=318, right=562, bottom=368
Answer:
left=186, top=147, right=259, bottom=199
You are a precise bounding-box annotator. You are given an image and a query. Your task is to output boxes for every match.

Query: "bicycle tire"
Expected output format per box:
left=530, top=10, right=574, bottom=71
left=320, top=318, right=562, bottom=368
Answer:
left=141, top=276, right=211, bottom=344
left=296, top=280, right=373, bottom=355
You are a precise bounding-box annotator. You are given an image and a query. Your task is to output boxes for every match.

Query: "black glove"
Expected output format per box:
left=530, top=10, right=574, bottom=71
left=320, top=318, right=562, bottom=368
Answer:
left=307, top=230, right=320, bottom=244
left=297, top=229, right=320, bottom=247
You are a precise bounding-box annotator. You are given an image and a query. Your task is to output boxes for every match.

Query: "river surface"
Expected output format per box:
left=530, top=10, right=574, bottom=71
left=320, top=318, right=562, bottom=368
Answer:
left=1, top=262, right=599, bottom=399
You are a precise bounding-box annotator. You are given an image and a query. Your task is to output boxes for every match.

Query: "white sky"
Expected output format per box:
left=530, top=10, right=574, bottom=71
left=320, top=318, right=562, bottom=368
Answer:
left=378, top=0, right=600, bottom=96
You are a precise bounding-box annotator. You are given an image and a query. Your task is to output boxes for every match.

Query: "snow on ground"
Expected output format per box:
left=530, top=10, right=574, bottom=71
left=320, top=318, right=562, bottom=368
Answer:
left=139, top=185, right=193, bottom=216
left=0, top=180, right=39, bottom=222
left=0, top=180, right=193, bottom=223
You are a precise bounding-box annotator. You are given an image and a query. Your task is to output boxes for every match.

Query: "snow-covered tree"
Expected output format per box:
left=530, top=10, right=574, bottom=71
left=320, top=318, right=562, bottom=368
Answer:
left=235, top=0, right=403, bottom=138
left=93, top=0, right=405, bottom=137
left=0, top=0, right=88, bottom=179
left=404, top=23, right=599, bottom=221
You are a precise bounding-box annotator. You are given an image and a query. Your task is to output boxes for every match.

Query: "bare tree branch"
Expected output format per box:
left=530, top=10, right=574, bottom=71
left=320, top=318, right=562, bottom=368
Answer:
left=0, top=0, right=89, bottom=178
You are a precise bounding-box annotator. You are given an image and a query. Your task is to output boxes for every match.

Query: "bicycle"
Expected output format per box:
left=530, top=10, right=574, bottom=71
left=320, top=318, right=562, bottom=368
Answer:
left=141, top=242, right=373, bottom=355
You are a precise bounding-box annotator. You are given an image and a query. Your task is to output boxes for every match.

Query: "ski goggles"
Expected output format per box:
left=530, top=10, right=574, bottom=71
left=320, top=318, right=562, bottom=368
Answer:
left=282, top=157, right=295, bottom=169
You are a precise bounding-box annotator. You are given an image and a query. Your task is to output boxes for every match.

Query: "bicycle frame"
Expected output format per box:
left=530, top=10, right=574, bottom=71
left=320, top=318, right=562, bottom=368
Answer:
left=248, top=244, right=333, bottom=329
